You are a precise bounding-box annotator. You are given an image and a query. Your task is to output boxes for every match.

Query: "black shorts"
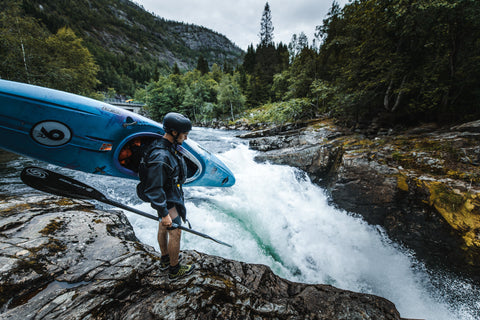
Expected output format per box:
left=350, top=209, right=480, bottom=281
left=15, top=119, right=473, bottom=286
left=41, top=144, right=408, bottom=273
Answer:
left=166, top=202, right=182, bottom=228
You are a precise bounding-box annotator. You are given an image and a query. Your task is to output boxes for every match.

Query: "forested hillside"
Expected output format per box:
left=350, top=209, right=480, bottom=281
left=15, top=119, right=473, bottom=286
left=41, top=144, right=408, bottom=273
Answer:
left=1, top=0, right=479, bottom=128
left=237, top=0, right=480, bottom=127
left=314, top=0, right=480, bottom=126
left=1, top=0, right=243, bottom=95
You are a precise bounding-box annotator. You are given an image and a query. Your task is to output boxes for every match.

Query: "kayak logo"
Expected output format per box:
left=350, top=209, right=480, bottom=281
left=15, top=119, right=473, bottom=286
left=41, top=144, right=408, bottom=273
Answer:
left=25, top=167, right=48, bottom=179
left=31, top=121, right=72, bottom=146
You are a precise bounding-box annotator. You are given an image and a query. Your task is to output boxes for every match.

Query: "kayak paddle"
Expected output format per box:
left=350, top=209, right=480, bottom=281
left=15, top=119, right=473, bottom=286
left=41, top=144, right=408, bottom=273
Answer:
left=20, top=166, right=232, bottom=247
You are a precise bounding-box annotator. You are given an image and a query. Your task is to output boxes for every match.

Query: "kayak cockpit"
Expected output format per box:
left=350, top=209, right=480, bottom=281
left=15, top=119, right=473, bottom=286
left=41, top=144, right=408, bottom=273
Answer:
left=117, top=135, right=201, bottom=182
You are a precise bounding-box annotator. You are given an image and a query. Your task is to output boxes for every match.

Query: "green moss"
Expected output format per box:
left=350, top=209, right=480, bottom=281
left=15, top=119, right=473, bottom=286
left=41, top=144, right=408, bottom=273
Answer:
left=429, top=183, right=465, bottom=212
left=341, top=137, right=374, bottom=150
left=44, top=238, right=67, bottom=253
left=208, top=274, right=234, bottom=289
left=397, top=175, right=409, bottom=192
left=15, top=258, right=45, bottom=274
left=447, top=170, right=480, bottom=184
left=424, top=181, right=480, bottom=248
left=54, top=199, right=77, bottom=206
left=391, top=151, right=404, bottom=162
left=39, top=219, right=65, bottom=236
left=0, top=203, right=32, bottom=217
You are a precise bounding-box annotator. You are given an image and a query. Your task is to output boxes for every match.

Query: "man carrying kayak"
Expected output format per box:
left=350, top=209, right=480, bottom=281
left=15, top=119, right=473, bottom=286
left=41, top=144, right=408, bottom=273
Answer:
left=136, top=112, right=195, bottom=280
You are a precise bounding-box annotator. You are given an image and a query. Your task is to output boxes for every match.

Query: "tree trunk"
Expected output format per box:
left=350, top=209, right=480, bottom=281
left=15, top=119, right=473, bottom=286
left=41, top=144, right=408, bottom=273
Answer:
left=384, top=76, right=406, bottom=112
left=384, top=79, right=394, bottom=111
left=391, top=75, right=406, bottom=112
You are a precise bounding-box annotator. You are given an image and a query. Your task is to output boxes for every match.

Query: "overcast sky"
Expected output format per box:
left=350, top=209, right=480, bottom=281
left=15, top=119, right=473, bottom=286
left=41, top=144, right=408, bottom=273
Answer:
left=134, top=0, right=350, bottom=51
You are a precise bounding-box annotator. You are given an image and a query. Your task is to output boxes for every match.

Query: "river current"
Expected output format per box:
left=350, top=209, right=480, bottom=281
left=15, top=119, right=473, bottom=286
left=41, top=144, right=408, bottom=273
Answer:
left=1, top=127, right=479, bottom=320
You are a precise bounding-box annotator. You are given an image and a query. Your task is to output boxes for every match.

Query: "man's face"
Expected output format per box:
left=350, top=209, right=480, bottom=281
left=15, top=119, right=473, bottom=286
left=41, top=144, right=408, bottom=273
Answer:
left=175, top=131, right=189, bottom=145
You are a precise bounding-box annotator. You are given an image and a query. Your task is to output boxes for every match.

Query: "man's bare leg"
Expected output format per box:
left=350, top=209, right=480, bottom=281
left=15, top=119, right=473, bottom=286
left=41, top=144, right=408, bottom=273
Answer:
left=168, top=228, right=181, bottom=266
left=157, top=206, right=182, bottom=265
left=157, top=225, right=168, bottom=256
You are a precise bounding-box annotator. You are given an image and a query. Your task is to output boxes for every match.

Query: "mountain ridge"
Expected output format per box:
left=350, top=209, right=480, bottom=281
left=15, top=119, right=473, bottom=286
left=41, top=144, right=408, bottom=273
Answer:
left=21, top=0, right=244, bottom=93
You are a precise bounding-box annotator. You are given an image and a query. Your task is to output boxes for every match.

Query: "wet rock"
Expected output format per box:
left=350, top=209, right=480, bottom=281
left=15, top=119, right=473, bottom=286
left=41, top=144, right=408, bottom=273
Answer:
left=451, top=119, right=480, bottom=133
left=248, top=119, right=480, bottom=282
left=0, top=193, right=401, bottom=319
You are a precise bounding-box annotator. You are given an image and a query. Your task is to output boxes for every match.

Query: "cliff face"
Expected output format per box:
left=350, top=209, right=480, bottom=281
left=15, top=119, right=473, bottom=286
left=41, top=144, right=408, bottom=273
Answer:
left=21, top=0, right=244, bottom=90
left=0, top=193, right=401, bottom=319
left=246, top=119, right=480, bottom=282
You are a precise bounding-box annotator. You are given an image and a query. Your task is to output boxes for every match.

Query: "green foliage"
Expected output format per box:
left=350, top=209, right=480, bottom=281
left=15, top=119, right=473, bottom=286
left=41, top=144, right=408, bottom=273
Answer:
left=6, top=0, right=477, bottom=127
left=43, top=27, right=99, bottom=93
left=180, top=73, right=217, bottom=122
left=217, top=74, right=246, bottom=120
left=287, top=47, right=322, bottom=99
left=310, top=79, right=336, bottom=113
left=0, top=4, right=48, bottom=83
left=246, top=98, right=315, bottom=125
left=316, top=0, right=480, bottom=125
left=241, top=43, right=290, bottom=106
left=144, top=75, right=182, bottom=121
left=243, top=45, right=256, bottom=74
left=172, top=63, right=181, bottom=75
left=210, top=63, right=223, bottom=83
left=0, top=4, right=99, bottom=94
left=239, top=0, right=480, bottom=127
left=271, top=71, right=290, bottom=101
left=87, top=91, right=106, bottom=101
left=138, top=66, right=247, bottom=123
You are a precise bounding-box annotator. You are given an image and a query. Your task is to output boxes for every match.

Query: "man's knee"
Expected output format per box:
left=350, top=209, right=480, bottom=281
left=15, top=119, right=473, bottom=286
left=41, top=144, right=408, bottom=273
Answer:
left=168, top=217, right=182, bottom=237
left=168, top=227, right=181, bottom=241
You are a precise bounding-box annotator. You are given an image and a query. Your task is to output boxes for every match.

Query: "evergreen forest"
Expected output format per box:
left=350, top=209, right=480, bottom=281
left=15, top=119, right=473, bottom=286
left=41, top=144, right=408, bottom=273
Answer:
left=1, top=0, right=479, bottom=128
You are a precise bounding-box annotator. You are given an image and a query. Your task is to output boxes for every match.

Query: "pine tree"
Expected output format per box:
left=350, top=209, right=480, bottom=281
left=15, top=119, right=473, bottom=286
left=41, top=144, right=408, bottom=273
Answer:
left=196, top=56, right=209, bottom=75
left=259, top=2, right=274, bottom=46
left=243, top=44, right=256, bottom=74
left=172, top=62, right=180, bottom=75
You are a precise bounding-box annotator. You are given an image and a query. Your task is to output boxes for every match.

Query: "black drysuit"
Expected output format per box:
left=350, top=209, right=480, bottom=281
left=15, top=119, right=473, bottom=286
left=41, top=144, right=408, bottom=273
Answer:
left=136, top=137, right=187, bottom=221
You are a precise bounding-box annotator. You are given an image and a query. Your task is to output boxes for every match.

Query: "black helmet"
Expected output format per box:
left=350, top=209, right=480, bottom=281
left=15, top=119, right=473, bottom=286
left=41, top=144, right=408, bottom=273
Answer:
left=163, top=112, right=192, bottom=134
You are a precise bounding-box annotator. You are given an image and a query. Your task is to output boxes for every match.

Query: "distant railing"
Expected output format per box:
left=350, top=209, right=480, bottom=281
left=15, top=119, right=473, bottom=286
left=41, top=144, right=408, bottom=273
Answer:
left=104, top=98, right=145, bottom=107
left=105, top=99, right=145, bottom=114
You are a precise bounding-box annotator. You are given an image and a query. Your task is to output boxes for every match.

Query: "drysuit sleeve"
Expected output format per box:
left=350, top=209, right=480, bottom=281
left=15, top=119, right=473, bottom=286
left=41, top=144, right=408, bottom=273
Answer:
left=139, top=157, right=173, bottom=218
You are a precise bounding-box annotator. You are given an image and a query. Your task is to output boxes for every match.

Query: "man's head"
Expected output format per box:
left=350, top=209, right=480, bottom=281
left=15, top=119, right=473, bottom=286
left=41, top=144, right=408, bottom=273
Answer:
left=163, top=112, right=192, bottom=145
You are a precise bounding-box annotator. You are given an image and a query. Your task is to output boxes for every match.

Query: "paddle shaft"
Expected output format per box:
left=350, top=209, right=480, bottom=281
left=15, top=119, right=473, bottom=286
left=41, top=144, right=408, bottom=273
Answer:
left=102, top=197, right=231, bottom=247
left=20, top=166, right=232, bottom=247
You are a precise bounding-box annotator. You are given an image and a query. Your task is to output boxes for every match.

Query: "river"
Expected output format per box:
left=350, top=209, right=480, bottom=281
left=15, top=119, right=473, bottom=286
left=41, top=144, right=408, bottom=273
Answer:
left=1, top=127, right=479, bottom=320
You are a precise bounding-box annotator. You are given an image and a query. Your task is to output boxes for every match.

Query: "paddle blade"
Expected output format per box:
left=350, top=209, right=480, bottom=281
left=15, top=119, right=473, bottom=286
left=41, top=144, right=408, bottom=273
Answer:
left=21, top=166, right=106, bottom=201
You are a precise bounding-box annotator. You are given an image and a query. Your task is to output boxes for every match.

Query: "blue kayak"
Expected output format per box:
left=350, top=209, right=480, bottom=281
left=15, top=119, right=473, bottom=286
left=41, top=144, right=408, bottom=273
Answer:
left=0, top=79, right=235, bottom=187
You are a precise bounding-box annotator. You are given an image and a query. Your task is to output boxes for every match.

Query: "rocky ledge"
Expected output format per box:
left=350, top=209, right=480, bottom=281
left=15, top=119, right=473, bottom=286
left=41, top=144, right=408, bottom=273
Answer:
left=244, top=119, right=480, bottom=282
left=0, top=193, right=402, bottom=319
